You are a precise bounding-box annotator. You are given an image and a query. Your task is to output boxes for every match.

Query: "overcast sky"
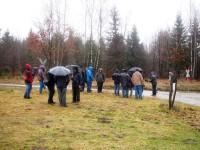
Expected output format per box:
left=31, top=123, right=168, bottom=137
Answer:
left=0, top=0, right=200, bottom=44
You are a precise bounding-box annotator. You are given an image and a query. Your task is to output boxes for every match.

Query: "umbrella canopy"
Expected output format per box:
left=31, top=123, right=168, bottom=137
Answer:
left=128, top=67, right=143, bottom=72
left=49, top=66, right=71, bottom=76
left=128, top=67, right=143, bottom=76
left=65, top=65, right=81, bottom=72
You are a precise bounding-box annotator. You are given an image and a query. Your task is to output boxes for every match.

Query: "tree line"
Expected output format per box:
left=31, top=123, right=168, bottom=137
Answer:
left=0, top=1, right=200, bottom=79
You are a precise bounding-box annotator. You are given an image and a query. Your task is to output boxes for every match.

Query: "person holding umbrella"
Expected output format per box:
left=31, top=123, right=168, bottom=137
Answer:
left=49, top=66, right=70, bottom=107
left=112, top=69, right=121, bottom=96
left=71, top=66, right=82, bottom=103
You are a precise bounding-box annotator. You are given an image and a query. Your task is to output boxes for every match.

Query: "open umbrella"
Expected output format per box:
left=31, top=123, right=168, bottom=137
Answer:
left=129, top=67, right=143, bottom=72
left=49, top=66, right=71, bottom=76
left=128, top=67, right=143, bottom=76
left=65, top=65, right=81, bottom=72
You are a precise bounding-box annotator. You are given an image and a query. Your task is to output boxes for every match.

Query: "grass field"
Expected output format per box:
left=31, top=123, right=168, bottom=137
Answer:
left=0, top=88, right=200, bottom=150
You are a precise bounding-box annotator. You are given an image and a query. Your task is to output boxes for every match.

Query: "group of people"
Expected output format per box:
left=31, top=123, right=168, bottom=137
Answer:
left=112, top=69, right=157, bottom=99
left=23, top=63, right=158, bottom=107
left=23, top=63, right=106, bottom=107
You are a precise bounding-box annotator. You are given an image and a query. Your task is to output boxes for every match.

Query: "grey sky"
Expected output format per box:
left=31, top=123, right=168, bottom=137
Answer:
left=0, top=0, right=200, bottom=44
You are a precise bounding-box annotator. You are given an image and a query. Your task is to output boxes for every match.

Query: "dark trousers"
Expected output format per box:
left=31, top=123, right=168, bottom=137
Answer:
left=72, top=86, right=80, bottom=103
left=114, top=84, right=120, bottom=96
left=97, top=82, right=103, bottom=93
left=87, top=81, right=92, bottom=92
left=152, top=84, right=157, bottom=96
left=80, top=83, right=85, bottom=92
left=48, top=86, right=55, bottom=103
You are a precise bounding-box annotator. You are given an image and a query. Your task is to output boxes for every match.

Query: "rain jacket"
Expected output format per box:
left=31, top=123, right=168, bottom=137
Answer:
left=72, top=69, right=82, bottom=88
left=86, top=66, right=93, bottom=82
left=38, top=65, right=45, bottom=81
left=150, top=72, right=157, bottom=86
left=120, top=72, right=131, bottom=88
left=23, top=64, right=33, bottom=84
left=95, top=70, right=105, bottom=83
left=112, top=72, right=121, bottom=84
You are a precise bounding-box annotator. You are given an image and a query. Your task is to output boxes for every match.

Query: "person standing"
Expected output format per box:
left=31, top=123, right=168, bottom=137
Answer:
left=95, top=68, right=105, bottom=93
left=80, top=67, right=86, bottom=92
left=38, top=65, right=46, bottom=94
left=86, top=66, right=94, bottom=93
left=149, top=71, right=157, bottom=96
left=112, top=69, right=121, bottom=96
left=120, top=69, right=131, bottom=98
left=131, top=69, right=144, bottom=99
left=72, top=67, right=82, bottom=103
left=45, top=72, right=55, bottom=104
left=55, top=75, right=70, bottom=107
left=23, top=64, right=34, bottom=99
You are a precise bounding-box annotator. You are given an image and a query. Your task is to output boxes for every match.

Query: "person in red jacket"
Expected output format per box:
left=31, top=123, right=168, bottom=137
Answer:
left=23, top=64, right=34, bottom=99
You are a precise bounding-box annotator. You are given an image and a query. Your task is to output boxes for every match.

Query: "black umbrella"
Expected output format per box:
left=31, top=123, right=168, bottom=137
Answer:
left=128, top=67, right=143, bottom=76
left=129, top=67, right=143, bottom=72
left=49, top=66, right=71, bottom=76
left=65, top=65, right=81, bottom=72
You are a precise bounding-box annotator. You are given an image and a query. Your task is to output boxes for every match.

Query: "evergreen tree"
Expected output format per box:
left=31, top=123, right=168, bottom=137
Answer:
left=125, top=26, right=146, bottom=69
left=170, top=15, right=188, bottom=74
left=106, top=7, right=125, bottom=72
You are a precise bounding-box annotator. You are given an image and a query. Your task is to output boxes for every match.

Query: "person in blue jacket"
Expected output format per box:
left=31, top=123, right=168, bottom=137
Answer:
left=86, top=66, right=94, bottom=93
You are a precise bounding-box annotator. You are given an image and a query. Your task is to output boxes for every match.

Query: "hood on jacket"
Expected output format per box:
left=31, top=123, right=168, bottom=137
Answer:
left=39, top=65, right=45, bottom=72
left=25, top=64, right=31, bottom=70
left=88, top=66, right=93, bottom=71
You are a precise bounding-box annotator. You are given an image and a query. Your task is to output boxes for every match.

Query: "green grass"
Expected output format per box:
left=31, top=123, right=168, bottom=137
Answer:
left=0, top=89, right=200, bottom=150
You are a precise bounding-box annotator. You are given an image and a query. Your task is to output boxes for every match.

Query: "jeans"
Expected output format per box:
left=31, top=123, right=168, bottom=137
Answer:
left=114, top=84, right=120, bottom=96
left=122, top=86, right=128, bottom=98
left=134, top=85, right=143, bottom=99
left=24, top=83, right=32, bottom=98
left=57, top=88, right=67, bottom=107
left=87, top=81, right=92, bottom=92
left=39, top=80, right=45, bottom=94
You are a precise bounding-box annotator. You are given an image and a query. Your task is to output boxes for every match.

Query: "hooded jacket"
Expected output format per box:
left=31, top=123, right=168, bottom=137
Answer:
left=86, top=66, right=94, bottom=82
left=23, top=64, right=33, bottom=84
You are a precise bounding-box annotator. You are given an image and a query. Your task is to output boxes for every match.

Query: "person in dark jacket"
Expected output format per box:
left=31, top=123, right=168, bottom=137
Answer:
left=80, top=67, right=86, bottom=92
left=72, top=67, right=82, bottom=103
left=112, top=69, right=121, bottom=96
left=55, top=75, right=70, bottom=107
left=120, top=69, right=131, bottom=98
left=149, top=71, right=157, bottom=96
left=23, top=64, right=34, bottom=99
left=95, top=68, right=105, bottom=93
left=45, top=72, right=55, bottom=104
